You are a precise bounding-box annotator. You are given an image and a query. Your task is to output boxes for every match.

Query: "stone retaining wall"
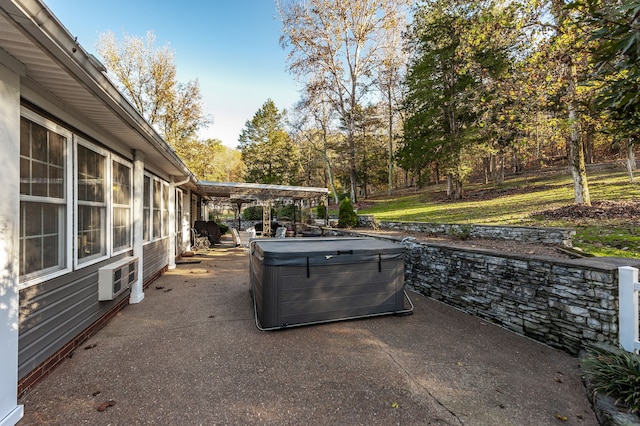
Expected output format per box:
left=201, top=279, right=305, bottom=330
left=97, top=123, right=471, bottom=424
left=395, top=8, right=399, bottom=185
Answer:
left=328, top=228, right=640, bottom=355
left=356, top=216, right=575, bottom=247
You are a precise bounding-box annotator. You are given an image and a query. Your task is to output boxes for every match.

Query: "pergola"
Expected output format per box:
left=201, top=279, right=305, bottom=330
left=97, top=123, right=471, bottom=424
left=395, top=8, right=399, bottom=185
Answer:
left=197, top=181, right=330, bottom=235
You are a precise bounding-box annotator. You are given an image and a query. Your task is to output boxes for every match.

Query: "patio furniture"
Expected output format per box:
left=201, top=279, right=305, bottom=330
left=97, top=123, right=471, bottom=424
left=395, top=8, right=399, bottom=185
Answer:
left=191, top=228, right=211, bottom=251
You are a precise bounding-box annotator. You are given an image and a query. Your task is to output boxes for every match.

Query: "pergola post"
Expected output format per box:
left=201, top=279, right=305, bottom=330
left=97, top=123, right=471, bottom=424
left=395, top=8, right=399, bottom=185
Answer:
left=262, top=200, right=272, bottom=236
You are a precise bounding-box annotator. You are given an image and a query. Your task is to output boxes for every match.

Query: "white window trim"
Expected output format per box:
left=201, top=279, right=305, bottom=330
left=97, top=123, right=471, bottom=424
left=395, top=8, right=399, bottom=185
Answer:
left=175, top=188, right=184, bottom=255
left=146, top=174, right=170, bottom=243
left=19, top=108, right=73, bottom=289
left=150, top=175, right=161, bottom=242
left=74, top=137, right=110, bottom=269
left=161, top=181, right=169, bottom=238
left=143, top=173, right=151, bottom=244
left=111, top=156, right=133, bottom=255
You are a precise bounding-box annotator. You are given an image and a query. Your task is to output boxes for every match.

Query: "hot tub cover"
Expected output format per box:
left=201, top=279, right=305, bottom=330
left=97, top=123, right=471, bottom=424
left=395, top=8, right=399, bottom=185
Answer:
left=251, top=238, right=405, bottom=267
left=250, top=238, right=412, bottom=330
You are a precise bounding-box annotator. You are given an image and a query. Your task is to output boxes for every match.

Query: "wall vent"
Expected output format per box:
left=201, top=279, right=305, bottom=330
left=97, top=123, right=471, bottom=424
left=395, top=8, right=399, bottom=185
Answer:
left=98, top=257, right=138, bottom=301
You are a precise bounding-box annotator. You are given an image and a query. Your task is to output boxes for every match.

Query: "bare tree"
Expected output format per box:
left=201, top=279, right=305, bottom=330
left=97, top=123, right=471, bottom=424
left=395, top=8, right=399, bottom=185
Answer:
left=292, top=84, right=341, bottom=204
left=376, top=5, right=408, bottom=195
left=97, top=30, right=210, bottom=146
left=277, top=0, right=410, bottom=203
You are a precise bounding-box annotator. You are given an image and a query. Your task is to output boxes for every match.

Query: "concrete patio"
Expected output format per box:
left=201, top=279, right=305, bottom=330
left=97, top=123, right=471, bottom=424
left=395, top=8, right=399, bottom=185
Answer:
left=18, top=236, right=598, bottom=425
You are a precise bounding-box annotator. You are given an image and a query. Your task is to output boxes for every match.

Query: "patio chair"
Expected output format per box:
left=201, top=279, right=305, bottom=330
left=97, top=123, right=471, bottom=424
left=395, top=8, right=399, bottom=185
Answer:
left=231, top=228, right=242, bottom=247
left=191, top=228, right=211, bottom=251
left=246, top=226, right=257, bottom=240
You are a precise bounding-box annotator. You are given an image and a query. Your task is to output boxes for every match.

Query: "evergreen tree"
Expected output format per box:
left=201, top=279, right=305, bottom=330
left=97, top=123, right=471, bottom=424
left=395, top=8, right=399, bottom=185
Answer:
left=338, top=197, right=358, bottom=228
left=238, top=99, right=301, bottom=185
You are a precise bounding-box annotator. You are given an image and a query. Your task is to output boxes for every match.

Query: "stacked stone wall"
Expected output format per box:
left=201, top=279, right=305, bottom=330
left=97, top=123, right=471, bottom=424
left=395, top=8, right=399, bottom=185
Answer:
left=356, top=216, right=575, bottom=247
left=402, top=239, right=632, bottom=354
left=329, top=228, right=640, bottom=354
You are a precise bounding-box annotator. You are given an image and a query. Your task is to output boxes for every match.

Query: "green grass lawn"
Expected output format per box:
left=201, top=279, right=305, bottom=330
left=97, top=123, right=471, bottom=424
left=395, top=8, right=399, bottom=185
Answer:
left=355, top=168, right=640, bottom=258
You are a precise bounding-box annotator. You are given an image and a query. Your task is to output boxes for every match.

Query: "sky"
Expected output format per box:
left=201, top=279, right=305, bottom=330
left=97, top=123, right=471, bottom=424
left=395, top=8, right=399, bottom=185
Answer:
left=44, top=0, right=302, bottom=148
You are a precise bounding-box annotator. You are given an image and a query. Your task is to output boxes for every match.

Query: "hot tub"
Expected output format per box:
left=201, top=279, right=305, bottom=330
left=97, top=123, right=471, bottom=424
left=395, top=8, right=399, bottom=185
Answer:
left=250, top=238, right=411, bottom=330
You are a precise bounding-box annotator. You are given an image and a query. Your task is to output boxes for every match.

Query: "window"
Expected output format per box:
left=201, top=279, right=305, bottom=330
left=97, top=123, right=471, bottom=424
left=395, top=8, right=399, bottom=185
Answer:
left=162, top=182, right=169, bottom=237
left=152, top=179, right=162, bottom=239
left=76, top=142, right=107, bottom=264
left=146, top=175, right=170, bottom=241
left=19, top=116, right=69, bottom=280
left=176, top=188, right=184, bottom=255
left=112, top=159, right=132, bottom=252
left=143, top=175, right=150, bottom=241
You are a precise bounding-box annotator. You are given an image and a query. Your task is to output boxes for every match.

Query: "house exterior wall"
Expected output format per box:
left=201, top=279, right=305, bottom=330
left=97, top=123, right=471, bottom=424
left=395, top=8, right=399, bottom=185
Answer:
left=143, top=239, right=170, bottom=283
left=14, top=97, right=185, bottom=394
left=18, top=253, right=130, bottom=380
left=0, top=1, right=204, bottom=414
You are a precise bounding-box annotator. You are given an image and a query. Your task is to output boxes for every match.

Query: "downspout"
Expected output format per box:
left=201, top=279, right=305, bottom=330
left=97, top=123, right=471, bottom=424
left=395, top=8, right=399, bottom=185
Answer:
left=168, top=175, right=192, bottom=270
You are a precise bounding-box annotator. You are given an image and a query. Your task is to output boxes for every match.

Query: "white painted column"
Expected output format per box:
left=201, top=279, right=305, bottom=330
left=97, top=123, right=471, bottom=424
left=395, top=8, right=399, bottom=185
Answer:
left=129, top=150, right=145, bottom=304
left=181, top=190, right=190, bottom=252
left=0, top=63, right=24, bottom=425
left=619, top=266, right=640, bottom=353
left=168, top=179, right=177, bottom=270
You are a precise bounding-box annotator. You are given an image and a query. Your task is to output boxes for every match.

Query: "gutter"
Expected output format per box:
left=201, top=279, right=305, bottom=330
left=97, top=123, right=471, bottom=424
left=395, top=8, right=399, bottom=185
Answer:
left=3, top=0, right=193, bottom=178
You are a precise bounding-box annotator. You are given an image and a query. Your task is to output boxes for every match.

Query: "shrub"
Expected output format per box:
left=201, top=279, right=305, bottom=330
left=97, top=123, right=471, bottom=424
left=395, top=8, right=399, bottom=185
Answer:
left=447, top=224, right=472, bottom=240
left=242, top=206, right=262, bottom=220
left=338, top=197, right=357, bottom=228
left=276, top=204, right=299, bottom=221
left=316, top=203, right=327, bottom=220
left=581, top=347, right=640, bottom=413
left=217, top=221, right=229, bottom=235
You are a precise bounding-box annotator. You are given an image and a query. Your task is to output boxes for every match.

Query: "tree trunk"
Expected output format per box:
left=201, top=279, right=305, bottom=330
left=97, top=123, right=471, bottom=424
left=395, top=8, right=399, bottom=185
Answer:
left=567, top=63, right=591, bottom=206
left=626, top=141, right=636, bottom=182
left=584, top=129, right=594, bottom=164
left=348, top=127, right=358, bottom=203
left=628, top=141, right=636, bottom=171
left=551, top=0, right=590, bottom=206
left=321, top=126, right=339, bottom=205
left=362, top=137, right=368, bottom=199
left=387, top=85, right=394, bottom=196
left=446, top=175, right=453, bottom=197
left=454, top=178, right=464, bottom=200
left=483, top=156, right=490, bottom=184
left=490, top=153, right=498, bottom=184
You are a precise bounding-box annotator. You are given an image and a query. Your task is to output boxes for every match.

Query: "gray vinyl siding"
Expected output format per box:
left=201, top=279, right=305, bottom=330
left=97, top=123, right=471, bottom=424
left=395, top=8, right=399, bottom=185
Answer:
left=18, top=229, right=173, bottom=381
left=143, top=238, right=169, bottom=282
left=18, top=254, right=130, bottom=380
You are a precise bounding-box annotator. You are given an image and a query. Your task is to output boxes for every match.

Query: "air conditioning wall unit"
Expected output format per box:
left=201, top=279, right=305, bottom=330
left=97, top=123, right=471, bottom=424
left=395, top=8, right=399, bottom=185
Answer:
left=98, top=256, right=138, bottom=301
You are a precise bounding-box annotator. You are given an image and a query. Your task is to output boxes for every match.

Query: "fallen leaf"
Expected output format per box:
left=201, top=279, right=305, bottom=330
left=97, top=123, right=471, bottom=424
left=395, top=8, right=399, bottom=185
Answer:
left=84, top=344, right=97, bottom=350
left=97, top=400, right=116, bottom=412
left=163, top=288, right=172, bottom=293
left=555, top=413, right=568, bottom=421
left=155, top=285, right=164, bottom=290
left=391, top=401, right=400, bottom=409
